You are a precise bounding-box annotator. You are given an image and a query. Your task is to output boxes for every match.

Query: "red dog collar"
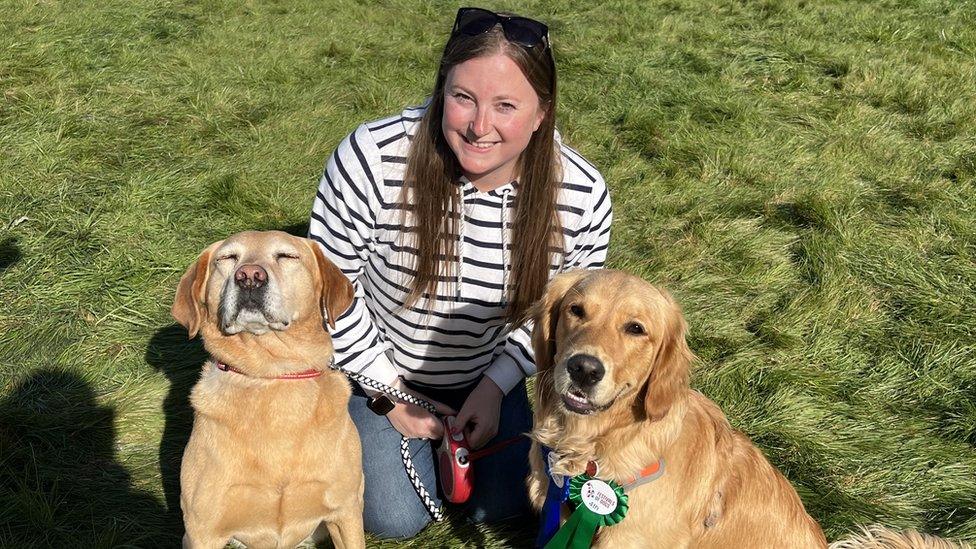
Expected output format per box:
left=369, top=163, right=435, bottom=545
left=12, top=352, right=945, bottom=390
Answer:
left=215, top=360, right=323, bottom=380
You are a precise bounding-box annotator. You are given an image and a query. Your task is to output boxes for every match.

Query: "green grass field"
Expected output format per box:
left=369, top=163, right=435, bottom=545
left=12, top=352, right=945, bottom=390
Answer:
left=1, top=0, right=974, bottom=546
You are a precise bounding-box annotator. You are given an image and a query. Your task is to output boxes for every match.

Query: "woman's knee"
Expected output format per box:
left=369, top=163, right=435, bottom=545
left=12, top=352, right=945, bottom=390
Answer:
left=363, top=505, right=432, bottom=539
left=359, top=437, right=439, bottom=539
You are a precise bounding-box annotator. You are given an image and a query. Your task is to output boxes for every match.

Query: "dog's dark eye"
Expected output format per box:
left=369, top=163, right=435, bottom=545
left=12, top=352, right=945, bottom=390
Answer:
left=276, top=252, right=300, bottom=260
left=569, top=304, right=585, bottom=318
left=625, top=322, right=646, bottom=335
left=217, top=254, right=238, bottom=262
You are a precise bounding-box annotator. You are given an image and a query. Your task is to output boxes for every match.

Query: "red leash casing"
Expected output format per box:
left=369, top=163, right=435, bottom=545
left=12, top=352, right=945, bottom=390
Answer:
left=437, top=416, right=474, bottom=504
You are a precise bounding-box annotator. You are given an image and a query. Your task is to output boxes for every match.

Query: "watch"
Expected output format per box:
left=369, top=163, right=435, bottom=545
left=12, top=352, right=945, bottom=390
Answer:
left=367, top=394, right=395, bottom=416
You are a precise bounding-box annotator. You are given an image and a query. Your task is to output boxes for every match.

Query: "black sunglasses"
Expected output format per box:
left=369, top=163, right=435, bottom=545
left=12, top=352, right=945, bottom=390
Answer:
left=451, top=7, right=549, bottom=50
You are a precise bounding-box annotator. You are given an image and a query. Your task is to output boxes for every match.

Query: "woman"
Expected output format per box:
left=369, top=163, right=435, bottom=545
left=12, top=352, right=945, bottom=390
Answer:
left=309, top=7, right=612, bottom=539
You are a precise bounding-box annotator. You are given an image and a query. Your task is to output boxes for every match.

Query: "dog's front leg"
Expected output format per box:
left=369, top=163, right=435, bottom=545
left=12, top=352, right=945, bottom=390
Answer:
left=182, top=530, right=228, bottom=549
left=324, top=510, right=366, bottom=549
left=182, top=495, right=228, bottom=549
left=527, top=440, right=549, bottom=511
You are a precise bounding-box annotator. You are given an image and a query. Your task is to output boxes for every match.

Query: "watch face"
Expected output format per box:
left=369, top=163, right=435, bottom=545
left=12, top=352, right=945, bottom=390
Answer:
left=368, top=395, right=395, bottom=415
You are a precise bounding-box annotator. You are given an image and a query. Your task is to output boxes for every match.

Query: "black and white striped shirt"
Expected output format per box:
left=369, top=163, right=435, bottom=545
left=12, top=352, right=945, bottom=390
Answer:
left=309, top=104, right=612, bottom=393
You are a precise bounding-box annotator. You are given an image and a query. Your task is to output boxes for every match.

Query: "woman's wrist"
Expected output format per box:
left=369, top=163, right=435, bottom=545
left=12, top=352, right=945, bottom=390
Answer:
left=477, top=375, right=504, bottom=400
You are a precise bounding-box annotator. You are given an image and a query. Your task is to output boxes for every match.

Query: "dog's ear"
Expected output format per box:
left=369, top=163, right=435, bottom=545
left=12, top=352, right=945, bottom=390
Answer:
left=641, top=296, right=694, bottom=422
left=171, top=241, right=221, bottom=339
left=529, top=270, right=590, bottom=375
left=311, top=240, right=354, bottom=330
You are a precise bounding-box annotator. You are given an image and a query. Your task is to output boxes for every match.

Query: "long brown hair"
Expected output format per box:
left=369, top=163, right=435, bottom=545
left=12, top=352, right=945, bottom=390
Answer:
left=402, top=22, right=561, bottom=324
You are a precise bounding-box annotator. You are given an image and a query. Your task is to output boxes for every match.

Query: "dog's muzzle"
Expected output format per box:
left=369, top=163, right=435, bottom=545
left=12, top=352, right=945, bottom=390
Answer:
left=219, top=264, right=288, bottom=334
left=560, top=353, right=617, bottom=415
left=234, top=264, right=268, bottom=309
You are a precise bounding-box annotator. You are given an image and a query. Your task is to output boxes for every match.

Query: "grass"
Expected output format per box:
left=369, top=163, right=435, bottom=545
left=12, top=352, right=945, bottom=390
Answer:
left=1, top=0, right=974, bottom=546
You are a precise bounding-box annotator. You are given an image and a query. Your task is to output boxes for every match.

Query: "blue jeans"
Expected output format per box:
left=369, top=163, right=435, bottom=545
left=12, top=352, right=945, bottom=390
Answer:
left=347, top=378, right=533, bottom=539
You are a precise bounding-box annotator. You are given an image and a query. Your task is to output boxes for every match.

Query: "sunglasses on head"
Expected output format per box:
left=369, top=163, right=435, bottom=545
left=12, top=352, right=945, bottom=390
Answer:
left=451, top=7, right=549, bottom=50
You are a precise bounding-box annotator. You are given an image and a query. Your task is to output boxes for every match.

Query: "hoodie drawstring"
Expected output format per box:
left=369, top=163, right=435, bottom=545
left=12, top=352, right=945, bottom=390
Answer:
left=456, top=183, right=512, bottom=306
left=500, top=188, right=512, bottom=308
left=456, top=189, right=467, bottom=301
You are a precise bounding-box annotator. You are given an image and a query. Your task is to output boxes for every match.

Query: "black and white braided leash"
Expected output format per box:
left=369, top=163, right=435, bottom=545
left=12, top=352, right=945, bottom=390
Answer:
left=328, top=359, right=445, bottom=522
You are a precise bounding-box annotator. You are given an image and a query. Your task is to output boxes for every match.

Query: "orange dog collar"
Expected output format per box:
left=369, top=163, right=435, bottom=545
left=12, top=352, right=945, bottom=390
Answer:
left=552, top=453, right=666, bottom=494
left=620, top=458, right=666, bottom=493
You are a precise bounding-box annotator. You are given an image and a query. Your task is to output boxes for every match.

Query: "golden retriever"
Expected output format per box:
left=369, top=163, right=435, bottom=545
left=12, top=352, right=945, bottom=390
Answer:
left=172, top=230, right=364, bottom=549
left=527, top=269, right=827, bottom=548
left=830, top=525, right=972, bottom=549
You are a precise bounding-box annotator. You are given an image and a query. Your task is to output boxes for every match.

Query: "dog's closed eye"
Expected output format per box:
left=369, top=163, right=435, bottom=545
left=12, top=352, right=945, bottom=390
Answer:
left=217, top=254, right=239, bottom=262
left=276, top=252, right=300, bottom=260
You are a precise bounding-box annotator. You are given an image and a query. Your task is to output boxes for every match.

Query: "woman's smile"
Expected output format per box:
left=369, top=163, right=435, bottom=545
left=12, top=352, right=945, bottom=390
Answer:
left=461, top=134, right=500, bottom=151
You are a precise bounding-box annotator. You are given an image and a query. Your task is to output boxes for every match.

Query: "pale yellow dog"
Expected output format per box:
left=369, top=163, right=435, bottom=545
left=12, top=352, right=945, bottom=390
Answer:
left=172, top=230, right=364, bottom=549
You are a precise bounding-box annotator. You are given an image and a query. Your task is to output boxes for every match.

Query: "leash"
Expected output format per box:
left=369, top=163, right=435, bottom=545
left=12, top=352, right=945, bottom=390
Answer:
left=329, top=360, right=526, bottom=521
left=468, top=434, right=524, bottom=461
left=331, top=364, right=445, bottom=521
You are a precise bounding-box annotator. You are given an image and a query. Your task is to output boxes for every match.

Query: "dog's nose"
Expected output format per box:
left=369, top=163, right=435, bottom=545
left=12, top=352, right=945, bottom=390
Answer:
left=235, top=264, right=267, bottom=290
left=567, top=354, right=605, bottom=388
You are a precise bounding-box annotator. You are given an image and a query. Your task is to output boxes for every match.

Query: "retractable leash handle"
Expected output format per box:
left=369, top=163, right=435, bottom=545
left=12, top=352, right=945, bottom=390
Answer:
left=329, top=360, right=527, bottom=513
left=437, top=415, right=475, bottom=504
left=437, top=415, right=528, bottom=504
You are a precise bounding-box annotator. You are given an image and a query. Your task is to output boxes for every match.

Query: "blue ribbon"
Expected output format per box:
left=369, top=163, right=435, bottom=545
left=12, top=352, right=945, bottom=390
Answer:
left=537, top=446, right=571, bottom=547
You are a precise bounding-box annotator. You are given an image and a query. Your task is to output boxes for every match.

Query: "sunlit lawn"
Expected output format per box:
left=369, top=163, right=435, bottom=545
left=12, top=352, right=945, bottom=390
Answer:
left=1, top=0, right=974, bottom=546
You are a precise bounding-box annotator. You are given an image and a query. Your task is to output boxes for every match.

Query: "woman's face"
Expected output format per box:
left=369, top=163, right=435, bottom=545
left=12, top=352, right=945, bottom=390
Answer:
left=441, top=52, right=547, bottom=192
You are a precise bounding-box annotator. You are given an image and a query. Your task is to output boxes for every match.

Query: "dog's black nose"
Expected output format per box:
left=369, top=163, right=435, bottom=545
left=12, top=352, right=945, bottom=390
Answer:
left=235, top=264, right=267, bottom=290
left=567, top=354, right=605, bottom=388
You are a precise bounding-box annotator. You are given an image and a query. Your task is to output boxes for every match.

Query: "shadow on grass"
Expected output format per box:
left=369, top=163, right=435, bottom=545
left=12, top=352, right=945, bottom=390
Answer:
left=0, top=236, right=21, bottom=272
left=0, top=369, right=167, bottom=546
left=444, top=514, right=536, bottom=549
left=145, top=323, right=206, bottom=539
left=267, top=221, right=310, bottom=238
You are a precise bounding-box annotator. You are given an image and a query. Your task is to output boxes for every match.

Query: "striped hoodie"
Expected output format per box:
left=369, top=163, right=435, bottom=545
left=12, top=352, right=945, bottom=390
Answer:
left=309, top=104, right=612, bottom=394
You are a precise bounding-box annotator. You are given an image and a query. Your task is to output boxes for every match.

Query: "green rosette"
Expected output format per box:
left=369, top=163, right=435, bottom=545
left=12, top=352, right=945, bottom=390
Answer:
left=544, top=474, right=629, bottom=549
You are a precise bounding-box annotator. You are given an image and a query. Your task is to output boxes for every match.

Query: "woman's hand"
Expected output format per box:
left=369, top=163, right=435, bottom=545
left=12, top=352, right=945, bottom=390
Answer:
left=455, top=376, right=504, bottom=449
left=385, top=385, right=456, bottom=440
